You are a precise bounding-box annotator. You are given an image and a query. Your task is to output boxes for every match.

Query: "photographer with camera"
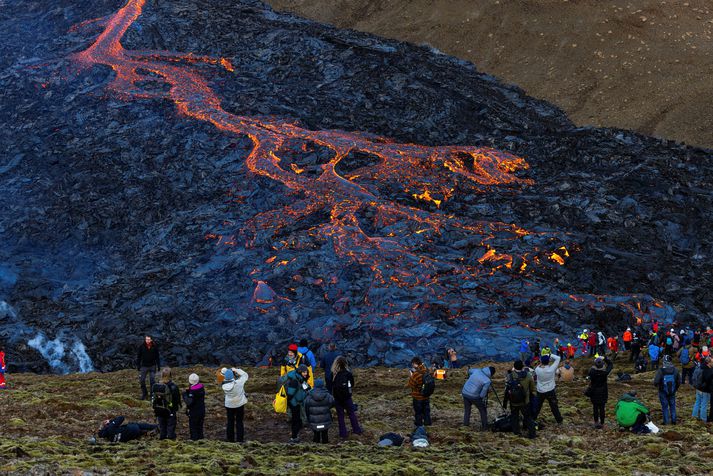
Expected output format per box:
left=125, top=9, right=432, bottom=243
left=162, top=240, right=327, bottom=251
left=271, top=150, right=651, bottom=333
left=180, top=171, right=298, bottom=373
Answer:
left=461, top=366, right=495, bottom=430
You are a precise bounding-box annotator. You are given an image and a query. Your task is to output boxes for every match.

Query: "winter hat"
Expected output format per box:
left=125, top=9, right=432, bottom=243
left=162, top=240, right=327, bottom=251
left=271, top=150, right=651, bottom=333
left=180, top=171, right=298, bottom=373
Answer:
left=663, top=355, right=672, bottom=364
left=288, top=343, right=298, bottom=352
left=541, top=355, right=550, bottom=365
left=488, top=366, right=496, bottom=378
left=297, top=364, right=309, bottom=374
left=314, top=378, right=325, bottom=388
left=189, top=373, right=200, bottom=385
left=299, top=338, right=309, bottom=347
left=223, top=369, right=235, bottom=381
left=594, top=357, right=604, bottom=368
left=514, top=360, right=524, bottom=370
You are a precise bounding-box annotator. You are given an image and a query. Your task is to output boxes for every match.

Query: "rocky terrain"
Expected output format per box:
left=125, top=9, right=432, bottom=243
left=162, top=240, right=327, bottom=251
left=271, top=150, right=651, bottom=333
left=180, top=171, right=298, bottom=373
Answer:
left=270, top=0, right=713, bottom=149
left=0, top=0, right=712, bottom=372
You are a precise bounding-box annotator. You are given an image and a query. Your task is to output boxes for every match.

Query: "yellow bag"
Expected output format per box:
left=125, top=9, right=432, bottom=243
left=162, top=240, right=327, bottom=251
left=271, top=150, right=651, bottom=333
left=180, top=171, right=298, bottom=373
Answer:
left=273, top=385, right=287, bottom=413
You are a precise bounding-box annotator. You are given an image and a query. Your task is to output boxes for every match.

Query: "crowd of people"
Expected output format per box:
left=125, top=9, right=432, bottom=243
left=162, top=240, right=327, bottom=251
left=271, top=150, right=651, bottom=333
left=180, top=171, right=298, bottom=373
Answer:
left=76, top=322, right=713, bottom=444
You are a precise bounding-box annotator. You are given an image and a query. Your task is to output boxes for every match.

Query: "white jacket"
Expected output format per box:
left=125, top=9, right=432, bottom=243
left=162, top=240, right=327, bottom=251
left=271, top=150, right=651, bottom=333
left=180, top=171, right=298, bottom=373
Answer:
left=535, top=354, right=560, bottom=393
left=222, top=368, right=248, bottom=408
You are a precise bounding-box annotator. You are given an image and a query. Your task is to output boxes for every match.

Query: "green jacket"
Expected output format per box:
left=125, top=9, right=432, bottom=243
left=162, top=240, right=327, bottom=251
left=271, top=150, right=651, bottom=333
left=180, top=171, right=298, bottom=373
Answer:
left=285, top=370, right=311, bottom=406
left=615, top=393, right=649, bottom=427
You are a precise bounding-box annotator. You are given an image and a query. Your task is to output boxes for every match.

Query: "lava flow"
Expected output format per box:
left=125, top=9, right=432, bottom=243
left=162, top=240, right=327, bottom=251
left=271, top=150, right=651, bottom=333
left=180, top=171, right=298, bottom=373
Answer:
left=69, top=0, right=673, bottom=331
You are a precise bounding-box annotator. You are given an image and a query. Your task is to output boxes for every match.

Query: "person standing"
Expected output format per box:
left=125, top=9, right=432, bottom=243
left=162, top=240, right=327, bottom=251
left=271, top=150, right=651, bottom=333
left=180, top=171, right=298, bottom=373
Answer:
left=533, top=354, right=564, bottom=425
left=0, top=346, right=6, bottom=389
left=281, top=343, right=314, bottom=387
left=285, top=364, right=311, bottom=443
left=691, top=358, right=711, bottom=421
left=518, top=339, right=529, bottom=363
left=622, top=328, right=633, bottom=351
left=183, top=373, right=205, bottom=441
left=504, top=360, right=536, bottom=438
left=678, top=342, right=694, bottom=385
left=222, top=367, right=249, bottom=442
left=320, top=343, right=340, bottom=394
left=447, top=348, right=460, bottom=369
left=607, top=335, right=619, bottom=361
left=587, top=356, right=613, bottom=428
left=649, top=342, right=661, bottom=370
left=653, top=355, right=680, bottom=425
left=407, top=357, right=432, bottom=427
left=137, top=335, right=160, bottom=400
left=151, top=367, right=181, bottom=440
left=304, top=378, right=335, bottom=443
left=298, top=339, right=317, bottom=370
left=331, top=356, right=363, bottom=438
left=630, top=335, right=642, bottom=363
left=461, top=366, right=495, bottom=430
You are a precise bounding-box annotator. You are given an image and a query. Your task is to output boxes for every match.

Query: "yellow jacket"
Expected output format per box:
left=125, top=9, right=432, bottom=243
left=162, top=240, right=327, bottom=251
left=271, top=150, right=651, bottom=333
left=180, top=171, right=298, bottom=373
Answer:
left=280, top=352, right=314, bottom=387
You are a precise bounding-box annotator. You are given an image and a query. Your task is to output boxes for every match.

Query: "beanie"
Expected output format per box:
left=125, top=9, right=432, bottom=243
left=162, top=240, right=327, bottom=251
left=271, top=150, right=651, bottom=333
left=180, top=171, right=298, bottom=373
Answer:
left=223, top=369, right=235, bottom=381
left=514, top=360, right=524, bottom=370
left=488, top=366, right=496, bottom=378
left=297, top=364, right=308, bottom=374
left=288, top=343, right=298, bottom=352
left=189, top=373, right=200, bottom=385
left=541, top=355, right=550, bottom=365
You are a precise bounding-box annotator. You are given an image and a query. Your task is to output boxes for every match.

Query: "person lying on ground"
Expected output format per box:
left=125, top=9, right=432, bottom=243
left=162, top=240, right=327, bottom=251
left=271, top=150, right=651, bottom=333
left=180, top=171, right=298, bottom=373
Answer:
left=97, top=416, right=157, bottom=443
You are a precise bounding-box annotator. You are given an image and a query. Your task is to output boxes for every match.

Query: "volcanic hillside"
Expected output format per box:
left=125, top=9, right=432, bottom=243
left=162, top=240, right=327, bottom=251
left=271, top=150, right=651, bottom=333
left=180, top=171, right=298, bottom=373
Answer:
left=0, top=0, right=712, bottom=372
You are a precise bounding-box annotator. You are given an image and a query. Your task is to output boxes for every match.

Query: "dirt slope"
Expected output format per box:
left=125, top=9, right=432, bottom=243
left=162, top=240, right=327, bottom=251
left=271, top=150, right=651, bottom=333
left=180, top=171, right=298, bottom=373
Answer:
left=268, top=0, right=713, bottom=149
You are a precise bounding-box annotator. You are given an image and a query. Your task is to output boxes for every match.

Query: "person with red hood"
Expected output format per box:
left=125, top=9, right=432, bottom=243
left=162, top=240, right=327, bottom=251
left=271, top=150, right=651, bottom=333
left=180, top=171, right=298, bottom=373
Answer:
left=587, top=332, right=597, bottom=357
left=0, top=346, right=6, bottom=389
left=622, top=328, right=633, bottom=351
left=607, top=336, right=619, bottom=361
left=136, top=335, right=160, bottom=400
left=182, top=373, right=205, bottom=440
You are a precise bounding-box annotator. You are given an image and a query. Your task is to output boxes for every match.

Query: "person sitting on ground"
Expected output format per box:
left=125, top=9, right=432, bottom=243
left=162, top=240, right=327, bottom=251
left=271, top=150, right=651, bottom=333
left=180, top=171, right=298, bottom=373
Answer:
left=304, top=378, right=335, bottom=444
left=533, top=354, right=564, bottom=425
left=151, top=367, right=181, bottom=440
left=98, top=416, right=157, bottom=443
left=556, top=359, right=575, bottom=382
left=183, top=373, right=205, bottom=441
left=285, top=364, right=311, bottom=443
left=461, top=366, right=495, bottom=430
left=504, top=360, right=536, bottom=438
left=615, top=392, right=650, bottom=434
left=616, top=371, right=632, bottom=382
left=281, top=343, right=314, bottom=387
left=653, top=355, right=680, bottom=425
left=587, top=356, right=614, bottom=429
left=331, top=355, right=363, bottom=438
left=407, top=357, right=432, bottom=427
left=222, top=367, right=249, bottom=443
left=634, top=354, right=648, bottom=374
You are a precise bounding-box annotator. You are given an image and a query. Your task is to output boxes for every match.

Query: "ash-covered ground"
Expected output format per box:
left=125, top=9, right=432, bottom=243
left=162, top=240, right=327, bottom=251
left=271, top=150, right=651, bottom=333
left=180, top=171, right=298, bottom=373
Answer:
left=0, top=0, right=711, bottom=372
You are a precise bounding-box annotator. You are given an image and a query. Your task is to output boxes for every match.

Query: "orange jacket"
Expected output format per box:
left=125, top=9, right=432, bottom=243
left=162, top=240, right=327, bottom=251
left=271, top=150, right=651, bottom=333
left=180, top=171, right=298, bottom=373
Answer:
left=408, top=365, right=429, bottom=401
left=623, top=331, right=633, bottom=342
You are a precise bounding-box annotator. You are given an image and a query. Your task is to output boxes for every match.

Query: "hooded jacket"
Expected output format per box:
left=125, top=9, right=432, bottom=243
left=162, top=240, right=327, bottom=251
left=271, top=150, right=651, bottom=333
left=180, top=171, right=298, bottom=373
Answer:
left=504, top=369, right=536, bottom=407
left=535, top=354, right=561, bottom=393
left=462, top=367, right=492, bottom=400
left=408, top=364, right=429, bottom=401
left=648, top=344, right=661, bottom=361
left=615, top=393, right=649, bottom=428
left=280, top=353, right=314, bottom=387
left=98, top=416, right=145, bottom=443
left=297, top=346, right=317, bottom=369
left=304, top=382, right=335, bottom=431
left=587, top=358, right=614, bottom=404
left=183, top=383, right=205, bottom=417
left=222, top=369, right=248, bottom=408
left=285, top=369, right=311, bottom=406
left=653, top=361, right=680, bottom=394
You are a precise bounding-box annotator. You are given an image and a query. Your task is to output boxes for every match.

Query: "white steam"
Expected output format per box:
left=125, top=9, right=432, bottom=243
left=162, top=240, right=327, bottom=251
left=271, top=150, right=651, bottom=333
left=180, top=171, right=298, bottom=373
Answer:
left=27, top=333, right=94, bottom=374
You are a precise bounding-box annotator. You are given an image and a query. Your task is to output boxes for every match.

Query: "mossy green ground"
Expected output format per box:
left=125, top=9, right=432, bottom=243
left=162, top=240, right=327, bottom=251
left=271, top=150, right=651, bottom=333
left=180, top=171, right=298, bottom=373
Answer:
left=1, top=357, right=712, bottom=475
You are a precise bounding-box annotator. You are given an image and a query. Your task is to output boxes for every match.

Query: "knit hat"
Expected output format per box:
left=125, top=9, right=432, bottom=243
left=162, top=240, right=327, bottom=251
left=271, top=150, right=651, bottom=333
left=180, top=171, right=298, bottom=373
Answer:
left=540, top=355, right=550, bottom=365
left=223, top=369, right=235, bottom=381
left=189, top=373, right=200, bottom=385
left=288, top=343, right=298, bottom=352
left=314, top=378, right=325, bottom=388
left=297, top=364, right=308, bottom=374
left=488, top=366, right=496, bottom=378
left=594, top=356, right=604, bottom=368
left=514, top=360, right=524, bottom=370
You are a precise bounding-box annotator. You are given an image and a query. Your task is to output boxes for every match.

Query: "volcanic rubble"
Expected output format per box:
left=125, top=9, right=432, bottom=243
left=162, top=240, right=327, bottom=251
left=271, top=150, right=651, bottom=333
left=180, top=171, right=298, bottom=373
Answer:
left=0, top=0, right=711, bottom=372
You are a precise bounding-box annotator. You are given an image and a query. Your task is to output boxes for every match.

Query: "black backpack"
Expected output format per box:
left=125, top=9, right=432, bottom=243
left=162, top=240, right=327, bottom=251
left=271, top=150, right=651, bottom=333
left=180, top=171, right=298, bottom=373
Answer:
left=152, top=382, right=175, bottom=414
left=332, top=371, right=352, bottom=401
left=506, top=374, right=526, bottom=406
left=420, top=372, right=435, bottom=397
left=692, top=365, right=705, bottom=391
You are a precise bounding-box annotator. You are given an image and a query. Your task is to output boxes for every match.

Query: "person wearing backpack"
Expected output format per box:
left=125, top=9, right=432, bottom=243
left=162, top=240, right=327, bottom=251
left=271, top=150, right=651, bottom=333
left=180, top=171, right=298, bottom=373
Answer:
left=504, top=360, right=536, bottom=438
left=653, top=355, right=680, bottom=424
left=330, top=355, right=362, bottom=438
left=281, top=343, right=314, bottom=388
left=533, top=354, right=564, bottom=425
left=285, top=364, right=311, bottom=443
left=297, top=339, right=317, bottom=371
left=222, top=367, right=248, bottom=442
left=151, top=367, right=181, bottom=440
left=304, top=378, right=335, bottom=443
left=586, top=356, right=614, bottom=429
left=407, top=357, right=432, bottom=427
left=461, top=366, right=495, bottom=429
left=691, top=358, right=710, bottom=421
left=630, top=335, right=642, bottom=363
left=137, top=335, right=160, bottom=400
left=678, top=343, right=695, bottom=385
left=182, top=373, right=205, bottom=441
left=648, top=343, right=661, bottom=370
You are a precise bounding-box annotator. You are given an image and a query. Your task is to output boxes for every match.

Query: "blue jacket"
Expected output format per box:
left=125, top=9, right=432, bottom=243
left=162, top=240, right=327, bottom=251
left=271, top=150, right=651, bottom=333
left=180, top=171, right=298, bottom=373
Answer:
left=519, top=340, right=529, bottom=353
left=298, top=346, right=317, bottom=368
left=649, top=345, right=660, bottom=361
left=462, top=367, right=492, bottom=399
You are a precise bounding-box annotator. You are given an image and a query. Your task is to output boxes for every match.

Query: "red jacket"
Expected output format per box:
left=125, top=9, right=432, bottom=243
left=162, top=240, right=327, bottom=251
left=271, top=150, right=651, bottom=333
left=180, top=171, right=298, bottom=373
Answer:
left=0, top=351, right=5, bottom=370
left=588, top=334, right=597, bottom=346
left=607, top=337, right=618, bottom=352
left=623, top=331, right=632, bottom=342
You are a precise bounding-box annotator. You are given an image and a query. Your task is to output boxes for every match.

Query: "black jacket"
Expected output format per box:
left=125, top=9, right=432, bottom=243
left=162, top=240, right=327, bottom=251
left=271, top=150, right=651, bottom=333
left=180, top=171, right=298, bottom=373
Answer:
left=332, top=369, right=355, bottom=402
left=587, top=358, right=614, bottom=404
left=653, top=364, right=680, bottom=393
left=304, top=385, right=335, bottom=431
left=137, top=343, right=160, bottom=370
left=701, top=365, right=713, bottom=394
left=182, top=384, right=206, bottom=417
left=98, top=416, right=143, bottom=443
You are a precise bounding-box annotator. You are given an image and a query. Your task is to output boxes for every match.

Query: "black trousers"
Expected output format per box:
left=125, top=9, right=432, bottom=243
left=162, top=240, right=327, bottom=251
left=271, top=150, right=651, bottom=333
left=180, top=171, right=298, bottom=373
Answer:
left=534, top=390, right=563, bottom=423
left=313, top=430, right=329, bottom=443
left=510, top=405, right=535, bottom=438
left=226, top=406, right=245, bottom=442
left=139, top=367, right=156, bottom=399
left=682, top=367, right=694, bottom=384
left=592, top=401, right=606, bottom=425
left=290, top=404, right=303, bottom=438
left=156, top=414, right=176, bottom=440
left=188, top=413, right=204, bottom=441
left=412, top=398, right=431, bottom=426
left=463, top=395, right=488, bottom=429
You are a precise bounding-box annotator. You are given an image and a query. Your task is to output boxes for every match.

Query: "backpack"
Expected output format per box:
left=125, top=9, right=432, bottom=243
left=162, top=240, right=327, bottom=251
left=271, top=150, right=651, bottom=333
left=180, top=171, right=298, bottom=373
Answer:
left=332, top=371, right=352, bottom=401
left=420, top=372, right=435, bottom=397
left=506, top=374, right=526, bottom=406
left=151, top=382, right=174, bottom=414
left=662, top=372, right=676, bottom=395
left=680, top=347, right=690, bottom=365
left=666, top=337, right=673, bottom=346
left=692, top=365, right=705, bottom=391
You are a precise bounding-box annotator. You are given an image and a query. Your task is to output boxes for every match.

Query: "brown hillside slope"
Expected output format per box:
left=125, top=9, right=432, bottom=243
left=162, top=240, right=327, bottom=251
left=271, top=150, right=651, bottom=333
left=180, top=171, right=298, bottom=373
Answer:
left=268, top=0, right=713, bottom=149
